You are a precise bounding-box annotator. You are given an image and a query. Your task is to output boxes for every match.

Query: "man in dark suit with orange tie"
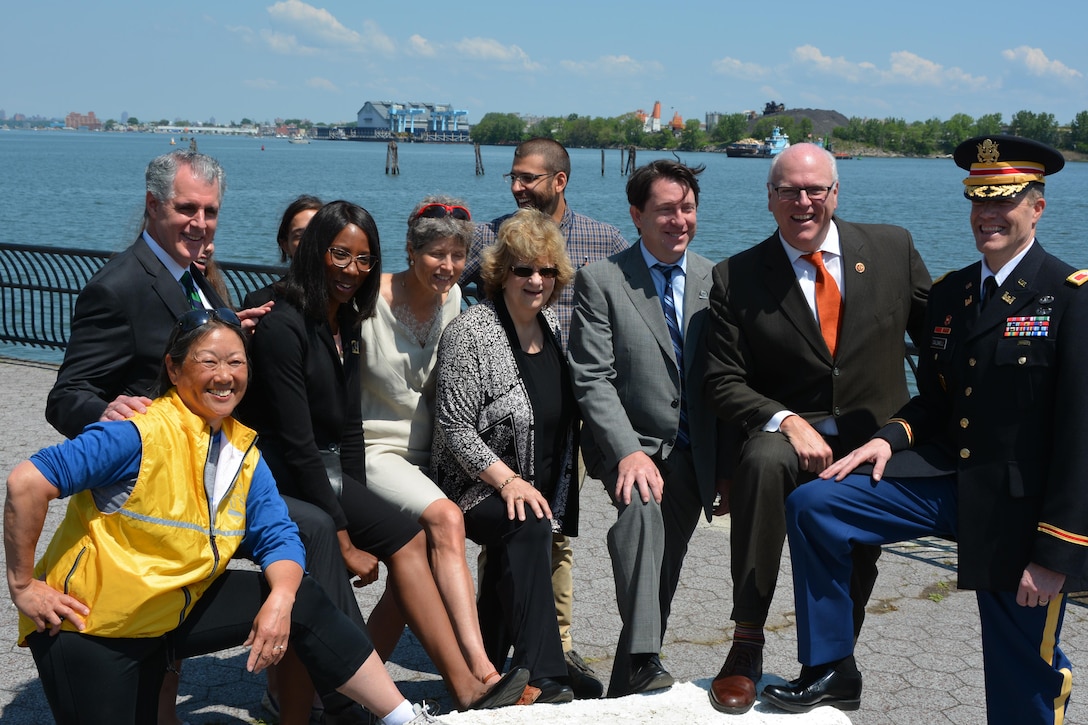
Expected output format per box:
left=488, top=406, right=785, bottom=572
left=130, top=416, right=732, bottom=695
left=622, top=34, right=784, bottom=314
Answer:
left=703, top=142, right=930, bottom=714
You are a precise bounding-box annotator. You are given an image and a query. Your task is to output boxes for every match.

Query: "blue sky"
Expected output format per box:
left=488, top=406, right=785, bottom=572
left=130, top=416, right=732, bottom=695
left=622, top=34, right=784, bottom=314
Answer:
left=5, top=0, right=1086, bottom=127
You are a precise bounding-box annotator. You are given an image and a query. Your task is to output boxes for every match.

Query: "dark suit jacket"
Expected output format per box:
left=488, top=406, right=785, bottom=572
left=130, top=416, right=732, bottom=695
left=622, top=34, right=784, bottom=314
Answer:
left=236, top=297, right=364, bottom=532
left=46, top=238, right=226, bottom=439
left=569, top=243, right=718, bottom=520
left=704, top=218, right=931, bottom=454
left=876, top=242, right=1088, bottom=592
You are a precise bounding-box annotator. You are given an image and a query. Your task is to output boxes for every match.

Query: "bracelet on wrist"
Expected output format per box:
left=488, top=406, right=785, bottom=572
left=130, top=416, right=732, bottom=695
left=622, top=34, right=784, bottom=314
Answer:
left=499, top=474, right=519, bottom=490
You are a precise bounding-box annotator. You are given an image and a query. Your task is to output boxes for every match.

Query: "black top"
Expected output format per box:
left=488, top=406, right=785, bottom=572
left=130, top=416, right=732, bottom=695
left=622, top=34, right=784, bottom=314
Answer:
left=514, top=330, right=575, bottom=500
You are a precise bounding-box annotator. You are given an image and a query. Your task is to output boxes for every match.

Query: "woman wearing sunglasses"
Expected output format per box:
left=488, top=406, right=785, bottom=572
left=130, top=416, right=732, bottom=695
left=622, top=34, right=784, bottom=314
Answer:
left=5, top=308, right=444, bottom=725
left=238, top=201, right=528, bottom=715
left=360, top=196, right=512, bottom=688
left=430, top=208, right=580, bottom=703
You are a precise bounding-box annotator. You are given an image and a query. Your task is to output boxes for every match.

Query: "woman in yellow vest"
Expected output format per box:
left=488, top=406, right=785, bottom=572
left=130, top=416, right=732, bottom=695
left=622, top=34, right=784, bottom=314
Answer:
left=4, top=308, right=442, bottom=725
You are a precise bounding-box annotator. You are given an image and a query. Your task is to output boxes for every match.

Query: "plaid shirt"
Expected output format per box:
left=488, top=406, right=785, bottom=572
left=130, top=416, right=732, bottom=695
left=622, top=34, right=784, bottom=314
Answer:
left=461, top=205, right=629, bottom=351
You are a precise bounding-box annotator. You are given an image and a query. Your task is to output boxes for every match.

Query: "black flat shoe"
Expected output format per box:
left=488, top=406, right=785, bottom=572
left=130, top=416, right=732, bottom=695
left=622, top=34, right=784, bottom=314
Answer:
left=529, top=677, right=574, bottom=704
left=762, top=667, right=862, bottom=713
left=468, top=667, right=530, bottom=710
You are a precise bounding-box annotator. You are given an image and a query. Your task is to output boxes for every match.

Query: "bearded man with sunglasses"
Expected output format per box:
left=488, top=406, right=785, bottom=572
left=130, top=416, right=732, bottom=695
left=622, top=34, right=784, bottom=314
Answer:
left=702, top=142, right=930, bottom=714
left=461, top=137, right=627, bottom=699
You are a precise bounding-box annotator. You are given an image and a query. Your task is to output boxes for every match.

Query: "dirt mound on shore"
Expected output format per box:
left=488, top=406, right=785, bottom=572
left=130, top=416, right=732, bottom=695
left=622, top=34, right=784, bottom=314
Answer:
left=752, top=108, right=850, bottom=140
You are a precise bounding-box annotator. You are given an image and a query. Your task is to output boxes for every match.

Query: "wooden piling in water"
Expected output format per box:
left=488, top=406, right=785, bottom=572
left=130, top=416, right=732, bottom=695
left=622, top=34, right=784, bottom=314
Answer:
left=623, top=146, right=637, bottom=175
left=475, top=143, right=485, bottom=175
left=386, top=141, right=399, bottom=175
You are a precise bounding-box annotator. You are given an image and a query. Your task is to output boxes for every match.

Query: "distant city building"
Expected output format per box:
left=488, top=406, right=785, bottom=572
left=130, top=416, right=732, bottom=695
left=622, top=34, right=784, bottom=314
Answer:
left=121, top=111, right=129, bottom=124
left=0, top=109, right=6, bottom=121
left=65, top=111, right=102, bottom=131
left=354, top=101, right=470, bottom=141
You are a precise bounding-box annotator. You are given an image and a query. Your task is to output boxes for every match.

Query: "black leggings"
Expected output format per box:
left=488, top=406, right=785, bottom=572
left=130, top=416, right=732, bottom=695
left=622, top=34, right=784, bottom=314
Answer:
left=27, top=572, right=373, bottom=725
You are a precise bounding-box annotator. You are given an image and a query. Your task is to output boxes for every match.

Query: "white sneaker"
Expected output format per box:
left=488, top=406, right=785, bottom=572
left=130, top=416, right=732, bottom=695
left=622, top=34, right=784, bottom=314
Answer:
left=404, top=701, right=444, bottom=724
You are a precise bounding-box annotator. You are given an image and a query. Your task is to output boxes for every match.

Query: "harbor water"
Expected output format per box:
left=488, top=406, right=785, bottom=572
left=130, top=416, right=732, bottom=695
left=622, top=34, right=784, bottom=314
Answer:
left=2, top=129, right=1086, bottom=361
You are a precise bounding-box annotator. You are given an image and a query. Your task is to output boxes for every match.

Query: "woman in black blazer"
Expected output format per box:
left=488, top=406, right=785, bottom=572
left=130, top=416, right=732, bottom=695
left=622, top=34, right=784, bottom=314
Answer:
left=239, top=201, right=528, bottom=713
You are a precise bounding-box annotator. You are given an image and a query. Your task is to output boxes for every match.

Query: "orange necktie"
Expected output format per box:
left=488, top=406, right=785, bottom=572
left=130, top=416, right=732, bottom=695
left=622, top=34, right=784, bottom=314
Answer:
left=804, top=251, right=843, bottom=356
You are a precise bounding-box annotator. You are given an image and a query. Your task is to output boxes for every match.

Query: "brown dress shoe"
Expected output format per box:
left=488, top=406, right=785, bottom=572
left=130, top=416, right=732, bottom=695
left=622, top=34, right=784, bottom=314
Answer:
left=709, top=642, right=763, bottom=714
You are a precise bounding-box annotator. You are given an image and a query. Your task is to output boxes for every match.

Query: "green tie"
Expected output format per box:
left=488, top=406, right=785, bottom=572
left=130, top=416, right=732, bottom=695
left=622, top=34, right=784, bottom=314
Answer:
left=180, top=271, right=202, bottom=310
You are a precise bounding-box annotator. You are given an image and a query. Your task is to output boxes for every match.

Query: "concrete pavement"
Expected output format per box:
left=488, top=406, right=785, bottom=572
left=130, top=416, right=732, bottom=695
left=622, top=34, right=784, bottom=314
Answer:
left=0, top=356, right=1085, bottom=724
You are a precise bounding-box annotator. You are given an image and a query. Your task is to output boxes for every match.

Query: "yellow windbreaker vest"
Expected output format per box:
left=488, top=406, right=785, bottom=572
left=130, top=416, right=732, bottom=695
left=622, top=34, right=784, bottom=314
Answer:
left=19, top=390, right=261, bottom=643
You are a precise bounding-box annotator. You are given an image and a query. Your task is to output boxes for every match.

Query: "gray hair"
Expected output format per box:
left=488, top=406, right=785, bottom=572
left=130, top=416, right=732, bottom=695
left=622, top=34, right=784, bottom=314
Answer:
left=767, top=143, right=838, bottom=186
left=405, top=195, right=473, bottom=264
left=145, top=150, right=226, bottom=204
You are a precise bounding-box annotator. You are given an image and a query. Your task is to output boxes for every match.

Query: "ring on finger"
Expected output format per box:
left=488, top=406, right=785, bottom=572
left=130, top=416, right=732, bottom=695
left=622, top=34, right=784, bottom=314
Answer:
left=273, top=645, right=285, bottom=651
left=515, top=495, right=524, bottom=501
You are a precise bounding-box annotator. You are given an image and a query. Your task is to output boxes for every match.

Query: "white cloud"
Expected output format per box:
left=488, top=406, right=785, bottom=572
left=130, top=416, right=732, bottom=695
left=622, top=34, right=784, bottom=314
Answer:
left=244, top=78, right=279, bottom=90
left=306, top=77, right=339, bottom=92
left=711, top=56, right=771, bottom=80
left=267, top=0, right=360, bottom=45
left=1002, top=46, right=1083, bottom=80
left=561, top=55, right=662, bottom=76
left=454, top=37, right=541, bottom=70
left=260, top=29, right=317, bottom=55
left=408, top=34, right=436, bottom=57
left=265, top=1, right=394, bottom=54
left=792, top=45, right=875, bottom=83
left=791, top=45, right=989, bottom=90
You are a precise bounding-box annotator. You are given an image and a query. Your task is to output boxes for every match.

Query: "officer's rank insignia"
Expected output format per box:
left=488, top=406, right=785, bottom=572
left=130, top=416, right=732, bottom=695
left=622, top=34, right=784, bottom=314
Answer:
left=1067, top=270, right=1088, bottom=286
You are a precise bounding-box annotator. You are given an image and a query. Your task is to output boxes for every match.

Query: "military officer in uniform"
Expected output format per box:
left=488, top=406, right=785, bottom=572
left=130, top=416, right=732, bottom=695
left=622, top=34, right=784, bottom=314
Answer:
left=762, top=135, right=1088, bottom=725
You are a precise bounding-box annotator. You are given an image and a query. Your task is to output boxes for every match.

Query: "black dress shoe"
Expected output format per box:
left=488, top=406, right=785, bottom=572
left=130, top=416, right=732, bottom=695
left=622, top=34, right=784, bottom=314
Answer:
left=762, top=667, right=862, bottom=713
left=530, top=677, right=574, bottom=704
left=621, top=654, right=675, bottom=697
left=565, top=650, right=604, bottom=699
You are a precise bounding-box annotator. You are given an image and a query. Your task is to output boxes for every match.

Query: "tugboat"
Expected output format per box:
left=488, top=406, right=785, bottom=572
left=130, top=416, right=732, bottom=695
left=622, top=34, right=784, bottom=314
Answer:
left=725, top=127, right=791, bottom=158
left=761, top=126, right=790, bottom=157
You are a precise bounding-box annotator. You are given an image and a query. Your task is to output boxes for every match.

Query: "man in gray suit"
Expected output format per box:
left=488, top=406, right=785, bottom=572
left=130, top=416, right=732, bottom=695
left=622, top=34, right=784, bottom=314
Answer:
left=703, top=143, right=930, bottom=714
left=569, top=160, right=718, bottom=698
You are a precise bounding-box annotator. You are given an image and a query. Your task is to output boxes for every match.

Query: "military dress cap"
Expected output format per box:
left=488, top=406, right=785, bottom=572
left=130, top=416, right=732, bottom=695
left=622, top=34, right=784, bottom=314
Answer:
left=954, top=134, right=1065, bottom=199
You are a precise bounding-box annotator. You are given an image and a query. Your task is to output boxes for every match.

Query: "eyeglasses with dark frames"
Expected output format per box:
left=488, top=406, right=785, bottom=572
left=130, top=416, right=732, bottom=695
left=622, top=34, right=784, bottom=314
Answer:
left=510, top=265, right=560, bottom=279
left=326, top=247, right=379, bottom=271
left=175, top=307, right=242, bottom=333
left=502, top=172, right=557, bottom=187
left=414, top=203, right=472, bottom=221
left=773, top=185, right=835, bottom=202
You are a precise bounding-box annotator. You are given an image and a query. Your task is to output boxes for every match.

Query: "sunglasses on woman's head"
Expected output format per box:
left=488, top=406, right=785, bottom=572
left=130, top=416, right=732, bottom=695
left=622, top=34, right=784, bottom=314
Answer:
left=175, top=307, right=242, bottom=333
left=414, top=203, right=471, bottom=221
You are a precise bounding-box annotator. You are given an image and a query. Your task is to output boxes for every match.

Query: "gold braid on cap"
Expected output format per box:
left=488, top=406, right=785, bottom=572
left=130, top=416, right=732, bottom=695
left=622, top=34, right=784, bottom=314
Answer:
left=963, top=139, right=1045, bottom=198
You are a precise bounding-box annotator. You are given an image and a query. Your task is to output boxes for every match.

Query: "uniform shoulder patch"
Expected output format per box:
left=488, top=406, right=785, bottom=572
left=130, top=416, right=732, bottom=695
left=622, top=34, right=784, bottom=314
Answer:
left=1066, top=270, right=1088, bottom=287
left=933, top=270, right=954, bottom=285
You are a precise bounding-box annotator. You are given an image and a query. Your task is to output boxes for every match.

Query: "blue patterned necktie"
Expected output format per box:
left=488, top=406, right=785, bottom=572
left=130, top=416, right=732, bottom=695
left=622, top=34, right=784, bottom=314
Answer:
left=180, top=270, right=202, bottom=310
left=654, top=263, right=689, bottom=446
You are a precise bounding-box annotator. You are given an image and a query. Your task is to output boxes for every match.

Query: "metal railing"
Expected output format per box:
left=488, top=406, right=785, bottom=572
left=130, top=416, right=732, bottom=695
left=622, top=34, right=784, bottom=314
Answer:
left=0, top=242, right=284, bottom=351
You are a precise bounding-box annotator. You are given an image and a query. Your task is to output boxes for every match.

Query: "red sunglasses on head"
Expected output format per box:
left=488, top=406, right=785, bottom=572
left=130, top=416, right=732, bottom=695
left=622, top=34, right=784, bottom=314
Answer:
left=415, top=203, right=471, bottom=221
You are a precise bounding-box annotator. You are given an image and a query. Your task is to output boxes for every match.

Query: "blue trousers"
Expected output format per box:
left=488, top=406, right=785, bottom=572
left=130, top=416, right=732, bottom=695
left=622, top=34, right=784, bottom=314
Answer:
left=786, top=473, right=1072, bottom=724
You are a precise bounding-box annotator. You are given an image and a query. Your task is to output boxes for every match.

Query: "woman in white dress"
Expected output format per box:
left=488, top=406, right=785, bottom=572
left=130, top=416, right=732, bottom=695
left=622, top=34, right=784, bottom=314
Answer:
left=361, top=196, right=504, bottom=689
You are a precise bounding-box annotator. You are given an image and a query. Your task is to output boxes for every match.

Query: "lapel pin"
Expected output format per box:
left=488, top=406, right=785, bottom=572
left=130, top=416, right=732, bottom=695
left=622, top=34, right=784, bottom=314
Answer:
left=1017, top=278, right=1028, bottom=288
left=698, top=290, right=709, bottom=299
left=1001, top=292, right=1016, bottom=305
left=855, top=262, right=865, bottom=273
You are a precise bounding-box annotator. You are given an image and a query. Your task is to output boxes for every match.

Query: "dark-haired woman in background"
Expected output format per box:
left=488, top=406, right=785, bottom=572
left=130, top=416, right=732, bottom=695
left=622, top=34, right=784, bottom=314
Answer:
left=243, top=194, right=324, bottom=309
left=239, top=201, right=527, bottom=715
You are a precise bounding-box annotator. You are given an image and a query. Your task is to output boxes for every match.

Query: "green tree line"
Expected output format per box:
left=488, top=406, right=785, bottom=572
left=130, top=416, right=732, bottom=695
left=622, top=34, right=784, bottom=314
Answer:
left=471, top=109, right=1088, bottom=155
